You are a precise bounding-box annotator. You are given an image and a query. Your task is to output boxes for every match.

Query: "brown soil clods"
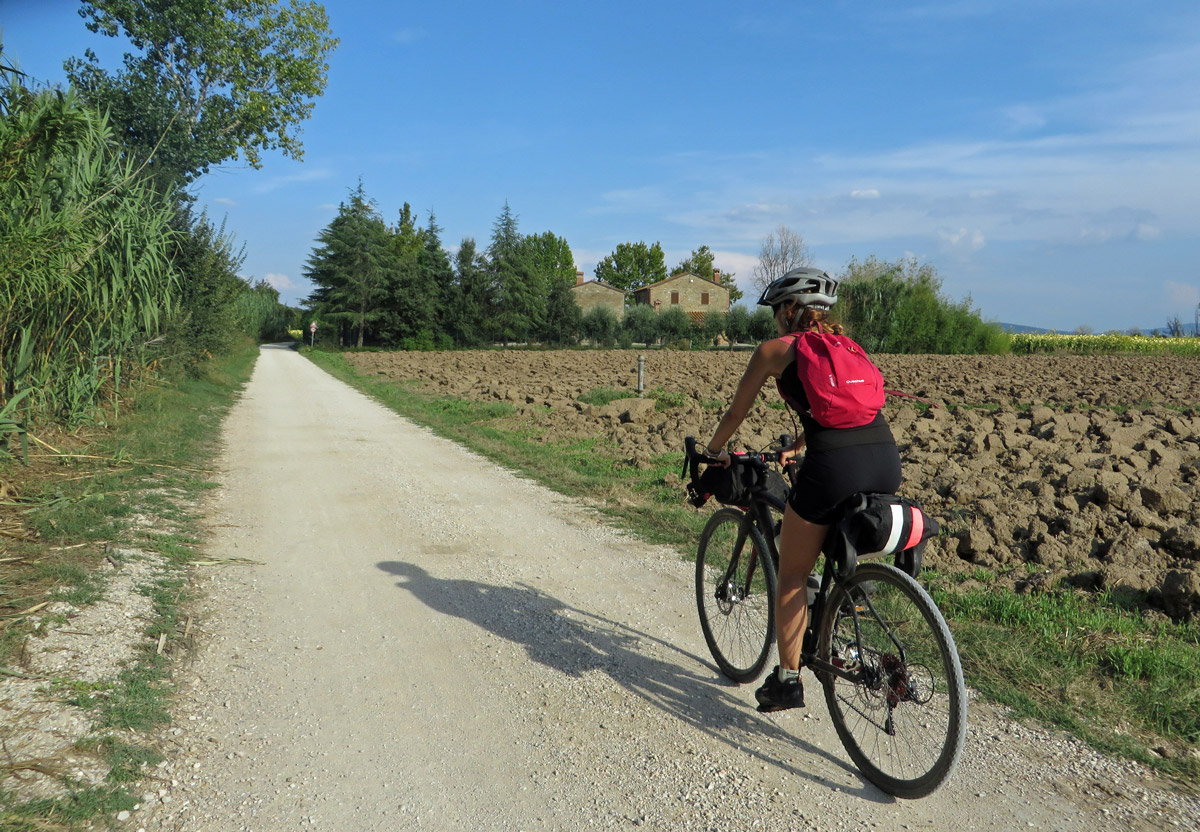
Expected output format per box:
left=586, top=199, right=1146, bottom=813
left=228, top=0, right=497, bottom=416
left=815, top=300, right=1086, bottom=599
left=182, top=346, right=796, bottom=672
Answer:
left=349, top=349, right=1200, bottom=620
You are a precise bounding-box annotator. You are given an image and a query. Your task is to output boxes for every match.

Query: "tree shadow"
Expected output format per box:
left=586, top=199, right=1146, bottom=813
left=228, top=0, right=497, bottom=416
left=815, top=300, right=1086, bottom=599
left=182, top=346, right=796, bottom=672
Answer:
left=377, top=559, right=891, bottom=803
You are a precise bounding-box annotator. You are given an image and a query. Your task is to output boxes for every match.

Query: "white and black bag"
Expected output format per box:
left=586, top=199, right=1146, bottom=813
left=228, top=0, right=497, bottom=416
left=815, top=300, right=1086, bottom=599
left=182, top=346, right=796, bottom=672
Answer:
left=828, top=493, right=940, bottom=578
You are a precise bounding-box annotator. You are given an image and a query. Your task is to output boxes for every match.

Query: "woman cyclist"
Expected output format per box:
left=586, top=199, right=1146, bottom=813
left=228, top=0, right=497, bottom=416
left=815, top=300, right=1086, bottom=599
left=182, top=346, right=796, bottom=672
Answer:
left=702, top=267, right=902, bottom=712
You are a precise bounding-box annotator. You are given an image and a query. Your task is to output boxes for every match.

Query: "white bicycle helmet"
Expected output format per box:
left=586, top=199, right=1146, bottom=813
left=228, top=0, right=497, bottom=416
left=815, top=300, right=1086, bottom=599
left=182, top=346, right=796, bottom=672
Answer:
left=757, top=267, right=839, bottom=310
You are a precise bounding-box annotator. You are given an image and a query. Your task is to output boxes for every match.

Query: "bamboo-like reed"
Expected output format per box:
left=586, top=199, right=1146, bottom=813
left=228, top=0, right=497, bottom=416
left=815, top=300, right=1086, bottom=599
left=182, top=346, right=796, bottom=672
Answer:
left=0, top=66, right=179, bottom=430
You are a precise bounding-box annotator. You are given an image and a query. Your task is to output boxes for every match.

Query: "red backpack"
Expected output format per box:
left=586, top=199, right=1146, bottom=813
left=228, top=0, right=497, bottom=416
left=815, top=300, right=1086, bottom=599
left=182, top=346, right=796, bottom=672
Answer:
left=780, top=332, right=885, bottom=428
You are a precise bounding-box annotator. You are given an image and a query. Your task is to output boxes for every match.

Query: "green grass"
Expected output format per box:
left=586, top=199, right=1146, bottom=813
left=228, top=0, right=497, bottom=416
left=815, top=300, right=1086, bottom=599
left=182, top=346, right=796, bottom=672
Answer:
left=307, top=345, right=1200, bottom=787
left=0, top=340, right=257, bottom=827
left=578, top=386, right=629, bottom=407
left=929, top=578, right=1200, bottom=760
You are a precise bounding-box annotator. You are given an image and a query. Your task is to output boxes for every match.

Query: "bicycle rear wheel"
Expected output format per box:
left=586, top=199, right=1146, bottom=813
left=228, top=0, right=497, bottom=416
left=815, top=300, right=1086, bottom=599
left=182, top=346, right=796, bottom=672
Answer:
left=816, top=563, right=966, bottom=799
left=695, top=508, right=777, bottom=683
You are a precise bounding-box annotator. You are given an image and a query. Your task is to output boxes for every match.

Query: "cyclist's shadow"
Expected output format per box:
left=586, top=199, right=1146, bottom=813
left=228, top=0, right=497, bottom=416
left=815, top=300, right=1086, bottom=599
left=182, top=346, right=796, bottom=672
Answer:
left=377, top=559, right=887, bottom=801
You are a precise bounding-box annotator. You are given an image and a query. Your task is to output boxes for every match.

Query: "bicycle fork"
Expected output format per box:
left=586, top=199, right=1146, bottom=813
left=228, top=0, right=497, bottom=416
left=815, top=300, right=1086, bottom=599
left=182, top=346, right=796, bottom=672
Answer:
left=714, top=522, right=763, bottom=611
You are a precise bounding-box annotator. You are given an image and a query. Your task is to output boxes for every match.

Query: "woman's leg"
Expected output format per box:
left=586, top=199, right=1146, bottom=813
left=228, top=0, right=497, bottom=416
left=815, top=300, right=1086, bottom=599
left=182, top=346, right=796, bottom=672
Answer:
left=776, top=503, right=827, bottom=671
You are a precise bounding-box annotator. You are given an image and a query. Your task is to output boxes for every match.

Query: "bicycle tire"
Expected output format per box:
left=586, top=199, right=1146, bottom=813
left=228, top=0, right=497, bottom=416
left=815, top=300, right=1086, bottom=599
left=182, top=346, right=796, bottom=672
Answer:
left=695, top=507, right=777, bottom=683
left=816, top=562, right=966, bottom=798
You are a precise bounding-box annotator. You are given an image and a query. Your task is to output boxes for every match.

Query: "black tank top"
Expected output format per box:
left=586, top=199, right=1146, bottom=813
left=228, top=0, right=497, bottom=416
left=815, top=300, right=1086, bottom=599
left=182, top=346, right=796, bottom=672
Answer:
left=776, top=357, right=895, bottom=452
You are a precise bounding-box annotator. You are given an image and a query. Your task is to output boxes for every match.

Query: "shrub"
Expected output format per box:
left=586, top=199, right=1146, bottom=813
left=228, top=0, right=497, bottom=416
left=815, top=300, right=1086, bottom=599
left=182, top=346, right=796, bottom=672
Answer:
left=657, top=306, right=690, bottom=343
left=725, top=306, right=751, bottom=346
left=838, top=256, right=1009, bottom=355
left=622, top=303, right=658, bottom=345
left=748, top=307, right=775, bottom=342
left=700, top=309, right=726, bottom=346
left=580, top=306, right=619, bottom=347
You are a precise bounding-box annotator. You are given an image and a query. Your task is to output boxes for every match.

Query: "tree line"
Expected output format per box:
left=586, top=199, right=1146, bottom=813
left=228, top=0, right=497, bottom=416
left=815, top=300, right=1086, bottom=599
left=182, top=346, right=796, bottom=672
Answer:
left=1, top=1, right=336, bottom=436
left=303, top=185, right=753, bottom=349
left=305, top=191, right=1008, bottom=356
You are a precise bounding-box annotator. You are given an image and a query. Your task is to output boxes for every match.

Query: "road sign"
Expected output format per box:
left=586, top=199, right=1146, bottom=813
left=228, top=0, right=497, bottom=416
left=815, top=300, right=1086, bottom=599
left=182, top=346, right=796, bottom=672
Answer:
left=309, top=321, right=317, bottom=333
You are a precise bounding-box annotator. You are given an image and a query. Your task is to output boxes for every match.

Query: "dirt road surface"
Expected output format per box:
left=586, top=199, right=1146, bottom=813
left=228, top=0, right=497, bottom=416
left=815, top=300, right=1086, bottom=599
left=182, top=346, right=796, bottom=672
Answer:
left=138, top=346, right=1196, bottom=831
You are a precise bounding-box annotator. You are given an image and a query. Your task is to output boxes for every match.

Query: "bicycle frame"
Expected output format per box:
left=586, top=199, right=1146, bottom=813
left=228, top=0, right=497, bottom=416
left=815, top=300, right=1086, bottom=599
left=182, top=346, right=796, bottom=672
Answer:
left=737, top=497, right=869, bottom=688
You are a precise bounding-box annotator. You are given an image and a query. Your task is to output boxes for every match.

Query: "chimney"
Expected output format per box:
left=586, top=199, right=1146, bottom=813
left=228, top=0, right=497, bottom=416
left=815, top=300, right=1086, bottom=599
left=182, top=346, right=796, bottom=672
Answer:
left=713, top=267, right=721, bottom=284
left=576, top=270, right=585, bottom=286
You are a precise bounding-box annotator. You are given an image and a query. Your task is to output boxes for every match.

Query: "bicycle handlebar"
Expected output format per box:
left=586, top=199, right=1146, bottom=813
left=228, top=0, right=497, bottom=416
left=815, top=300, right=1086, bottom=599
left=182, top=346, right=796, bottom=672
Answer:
left=683, top=435, right=795, bottom=486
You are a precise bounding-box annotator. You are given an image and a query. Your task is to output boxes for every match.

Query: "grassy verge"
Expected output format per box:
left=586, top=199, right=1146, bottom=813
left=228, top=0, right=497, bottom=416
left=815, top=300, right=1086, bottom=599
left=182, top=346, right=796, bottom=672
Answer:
left=307, top=346, right=1199, bottom=787
left=0, top=342, right=257, bottom=829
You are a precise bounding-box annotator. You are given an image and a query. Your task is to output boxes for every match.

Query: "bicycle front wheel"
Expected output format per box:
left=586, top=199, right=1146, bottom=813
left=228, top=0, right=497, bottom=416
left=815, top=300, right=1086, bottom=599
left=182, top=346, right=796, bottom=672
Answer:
left=816, top=563, right=966, bottom=799
left=695, top=507, right=777, bottom=683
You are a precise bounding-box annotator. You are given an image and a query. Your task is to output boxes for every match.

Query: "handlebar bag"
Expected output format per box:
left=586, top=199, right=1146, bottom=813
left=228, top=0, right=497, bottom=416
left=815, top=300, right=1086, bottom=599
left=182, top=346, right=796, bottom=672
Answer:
left=689, top=462, right=788, bottom=509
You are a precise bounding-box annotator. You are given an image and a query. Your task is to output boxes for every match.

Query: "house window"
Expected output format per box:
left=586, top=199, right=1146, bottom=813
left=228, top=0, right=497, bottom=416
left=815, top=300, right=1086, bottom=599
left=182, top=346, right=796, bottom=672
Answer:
left=701, top=292, right=710, bottom=305
left=670, top=291, right=679, bottom=304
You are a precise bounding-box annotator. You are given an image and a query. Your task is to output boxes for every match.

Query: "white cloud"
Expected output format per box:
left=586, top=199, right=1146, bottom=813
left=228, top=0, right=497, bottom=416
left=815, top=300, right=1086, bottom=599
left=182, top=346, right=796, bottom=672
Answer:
left=850, top=189, right=880, bottom=199
left=213, top=197, right=237, bottom=206
left=1165, top=280, right=1199, bottom=309
left=937, top=227, right=986, bottom=254
left=1136, top=223, right=1162, bottom=241
left=712, top=250, right=760, bottom=284
left=264, top=273, right=295, bottom=290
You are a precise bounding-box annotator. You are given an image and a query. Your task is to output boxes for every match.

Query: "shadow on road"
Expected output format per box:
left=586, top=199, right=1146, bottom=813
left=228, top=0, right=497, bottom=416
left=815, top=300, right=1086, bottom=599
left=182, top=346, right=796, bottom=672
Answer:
left=377, top=559, right=890, bottom=804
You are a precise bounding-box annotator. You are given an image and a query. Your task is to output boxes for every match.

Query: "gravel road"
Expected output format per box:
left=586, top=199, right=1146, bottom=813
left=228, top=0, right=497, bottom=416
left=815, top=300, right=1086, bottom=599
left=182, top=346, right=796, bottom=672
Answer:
left=135, top=346, right=1197, bottom=832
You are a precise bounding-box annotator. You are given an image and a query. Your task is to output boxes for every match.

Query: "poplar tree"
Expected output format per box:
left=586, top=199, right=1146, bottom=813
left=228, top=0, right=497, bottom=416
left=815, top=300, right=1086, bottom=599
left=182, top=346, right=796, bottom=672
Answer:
left=67, top=0, right=338, bottom=185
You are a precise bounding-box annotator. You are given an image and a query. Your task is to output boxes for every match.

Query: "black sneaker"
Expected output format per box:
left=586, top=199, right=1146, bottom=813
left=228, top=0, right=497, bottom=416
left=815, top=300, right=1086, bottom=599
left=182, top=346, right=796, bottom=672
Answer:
left=755, top=666, right=805, bottom=713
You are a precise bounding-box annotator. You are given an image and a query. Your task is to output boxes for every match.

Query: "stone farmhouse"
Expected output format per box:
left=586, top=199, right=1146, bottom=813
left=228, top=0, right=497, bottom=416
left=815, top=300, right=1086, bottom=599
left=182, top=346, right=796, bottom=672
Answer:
left=569, top=272, right=626, bottom=320
left=633, top=270, right=730, bottom=325
left=571, top=269, right=730, bottom=325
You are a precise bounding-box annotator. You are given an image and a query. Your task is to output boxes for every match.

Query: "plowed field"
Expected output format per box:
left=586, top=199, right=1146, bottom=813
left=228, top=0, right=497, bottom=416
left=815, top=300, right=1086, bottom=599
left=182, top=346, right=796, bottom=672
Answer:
left=348, top=350, right=1200, bottom=620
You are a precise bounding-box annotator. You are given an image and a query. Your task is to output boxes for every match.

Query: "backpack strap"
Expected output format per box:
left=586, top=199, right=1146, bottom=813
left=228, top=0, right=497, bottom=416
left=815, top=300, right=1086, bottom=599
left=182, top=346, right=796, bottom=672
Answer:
left=884, top=388, right=940, bottom=408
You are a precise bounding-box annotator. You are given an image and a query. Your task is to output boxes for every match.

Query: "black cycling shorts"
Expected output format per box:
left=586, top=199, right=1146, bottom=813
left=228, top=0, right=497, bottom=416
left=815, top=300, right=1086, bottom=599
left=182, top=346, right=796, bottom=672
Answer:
left=787, top=442, right=902, bottom=525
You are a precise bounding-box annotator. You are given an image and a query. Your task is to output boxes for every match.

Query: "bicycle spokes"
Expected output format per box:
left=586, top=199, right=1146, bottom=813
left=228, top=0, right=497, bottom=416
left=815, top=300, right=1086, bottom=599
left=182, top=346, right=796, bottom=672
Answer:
left=818, top=564, right=966, bottom=798
left=696, top=509, right=777, bottom=683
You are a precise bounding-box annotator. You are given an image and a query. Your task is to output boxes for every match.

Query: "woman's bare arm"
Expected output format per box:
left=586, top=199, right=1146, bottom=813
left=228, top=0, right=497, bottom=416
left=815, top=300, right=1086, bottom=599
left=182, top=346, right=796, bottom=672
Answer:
left=705, top=338, right=794, bottom=460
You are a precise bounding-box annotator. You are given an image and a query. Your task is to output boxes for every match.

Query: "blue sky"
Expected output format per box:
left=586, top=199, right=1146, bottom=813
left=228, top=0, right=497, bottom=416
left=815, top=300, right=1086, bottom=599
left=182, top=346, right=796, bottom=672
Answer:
left=4, top=0, right=1199, bottom=332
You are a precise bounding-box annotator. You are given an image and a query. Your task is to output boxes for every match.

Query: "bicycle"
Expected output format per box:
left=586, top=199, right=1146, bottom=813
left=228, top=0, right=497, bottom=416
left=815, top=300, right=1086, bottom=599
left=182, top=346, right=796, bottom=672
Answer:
left=683, top=436, right=967, bottom=799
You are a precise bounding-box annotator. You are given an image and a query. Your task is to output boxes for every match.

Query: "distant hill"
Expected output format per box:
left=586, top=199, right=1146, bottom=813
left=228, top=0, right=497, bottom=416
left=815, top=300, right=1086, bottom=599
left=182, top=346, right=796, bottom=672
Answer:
left=998, top=323, right=1052, bottom=334
left=1001, top=322, right=1199, bottom=336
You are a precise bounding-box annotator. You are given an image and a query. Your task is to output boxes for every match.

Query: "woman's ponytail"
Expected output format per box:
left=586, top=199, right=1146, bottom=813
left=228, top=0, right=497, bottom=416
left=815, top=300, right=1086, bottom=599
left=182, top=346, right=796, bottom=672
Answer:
left=793, top=307, right=844, bottom=335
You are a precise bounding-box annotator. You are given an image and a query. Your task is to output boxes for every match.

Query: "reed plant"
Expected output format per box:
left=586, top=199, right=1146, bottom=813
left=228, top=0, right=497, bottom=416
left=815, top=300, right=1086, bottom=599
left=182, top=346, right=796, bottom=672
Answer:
left=0, top=64, right=179, bottom=430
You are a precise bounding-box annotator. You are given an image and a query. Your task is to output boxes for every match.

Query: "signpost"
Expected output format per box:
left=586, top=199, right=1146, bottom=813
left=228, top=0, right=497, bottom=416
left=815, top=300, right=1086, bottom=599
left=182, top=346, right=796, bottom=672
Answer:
left=309, top=320, right=317, bottom=347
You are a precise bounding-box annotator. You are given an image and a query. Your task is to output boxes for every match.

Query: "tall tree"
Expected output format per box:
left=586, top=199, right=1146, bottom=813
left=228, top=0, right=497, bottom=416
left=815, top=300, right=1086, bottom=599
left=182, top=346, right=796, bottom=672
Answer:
left=449, top=237, right=490, bottom=346
left=303, top=183, right=390, bottom=347
left=488, top=203, right=540, bottom=343
left=675, top=244, right=742, bottom=303
left=412, top=211, right=454, bottom=346
left=594, top=241, right=667, bottom=295
left=376, top=203, right=437, bottom=346
left=66, top=0, right=338, bottom=185
left=522, top=231, right=577, bottom=343
left=751, top=224, right=812, bottom=295
left=674, top=245, right=716, bottom=279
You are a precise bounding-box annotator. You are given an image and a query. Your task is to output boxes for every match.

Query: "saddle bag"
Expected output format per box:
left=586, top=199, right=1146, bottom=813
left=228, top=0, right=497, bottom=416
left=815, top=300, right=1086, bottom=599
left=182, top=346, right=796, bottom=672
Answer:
left=827, top=492, right=940, bottom=578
